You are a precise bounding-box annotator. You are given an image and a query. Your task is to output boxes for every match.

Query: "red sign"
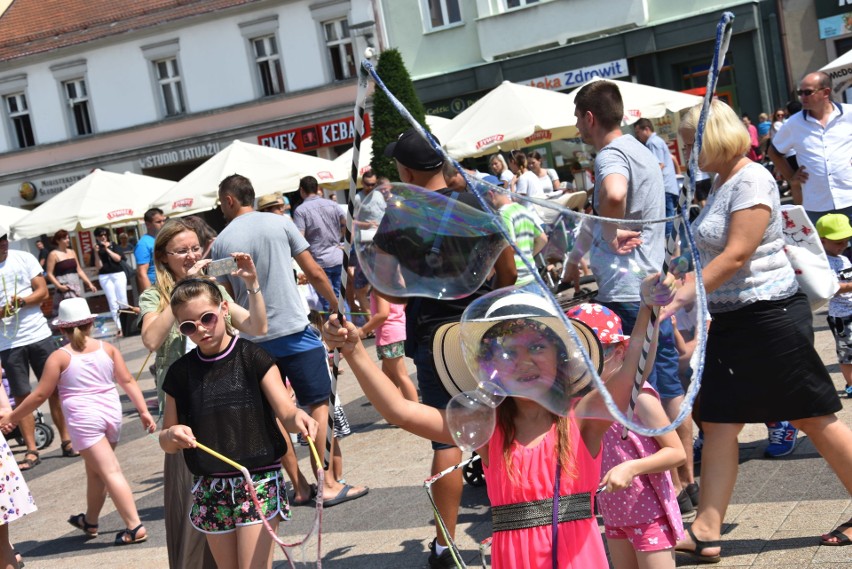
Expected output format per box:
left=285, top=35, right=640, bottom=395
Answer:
left=78, top=231, right=94, bottom=266
left=172, top=198, right=194, bottom=209
left=523, top=130, right=553, bottom=144
left=106, top=208, right=133, bottom=220
left=258, top=115, right=371, bottom=152
left=475, top=134, right=505, bottom=150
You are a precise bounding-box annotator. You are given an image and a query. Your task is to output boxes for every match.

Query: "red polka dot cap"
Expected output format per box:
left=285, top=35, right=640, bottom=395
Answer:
left=566, top=303, right=630, bottom=345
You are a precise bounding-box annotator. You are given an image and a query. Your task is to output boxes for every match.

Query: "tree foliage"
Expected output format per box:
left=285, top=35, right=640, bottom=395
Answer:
left=369, top=48, right=428, bottom=181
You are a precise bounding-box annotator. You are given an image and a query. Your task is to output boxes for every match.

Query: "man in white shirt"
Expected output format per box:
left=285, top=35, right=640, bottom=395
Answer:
left=0, top=225, right=72, bottom=470
left=769, top=71, right=852, bottom=225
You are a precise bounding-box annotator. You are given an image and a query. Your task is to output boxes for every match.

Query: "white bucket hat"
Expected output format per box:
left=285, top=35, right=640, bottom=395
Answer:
left=52, top=297, right=95, bottom=328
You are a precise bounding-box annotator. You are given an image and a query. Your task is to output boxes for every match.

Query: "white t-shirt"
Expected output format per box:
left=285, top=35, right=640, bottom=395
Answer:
left=498, top=170, right=514, bottom=187
left=0, top=250, right=52, bottom=350
left=536, top=169, right=559, bottom=193
left=692, top=163, right=798, bottom=313
left=514, top=170, right=544, bottom=199
left=771, top=104, right=852, bottom=212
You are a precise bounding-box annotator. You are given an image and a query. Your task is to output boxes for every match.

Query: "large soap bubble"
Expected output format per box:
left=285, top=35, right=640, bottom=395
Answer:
left=353, top=183, right=507, bottom=300
left=458, top=286, right=603, bottom=417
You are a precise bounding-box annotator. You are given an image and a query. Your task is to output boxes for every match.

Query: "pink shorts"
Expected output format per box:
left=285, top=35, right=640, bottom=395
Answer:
left=62, top=394, right=123, bottom=452
left=604, top=516, right=677, bottom=552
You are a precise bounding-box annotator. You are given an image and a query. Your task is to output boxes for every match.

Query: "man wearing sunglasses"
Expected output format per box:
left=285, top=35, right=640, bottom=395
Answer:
left=769, top=71, right=852, bottom=226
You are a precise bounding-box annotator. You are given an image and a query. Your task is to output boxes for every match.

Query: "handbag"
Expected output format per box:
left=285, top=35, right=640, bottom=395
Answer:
left=780, top=205, right=839, bottom=310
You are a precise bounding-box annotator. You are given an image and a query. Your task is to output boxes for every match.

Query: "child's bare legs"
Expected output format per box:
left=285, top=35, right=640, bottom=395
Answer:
left=79, top=438, right=145, bottom=538
left=607, top=538, right=640, bottom=569
left=432, top=447, right=463, bottom=546
left=636, top=548, right=676, bottom=569
left=381, top=357, right=418, bottom=402
left=47, top=392, right=72, bottom=446
left=279, top=427, right=313, bottom=503
left=84, top=458, right=107, bottom=530
left=0, top=525, right=19, bottom=569
left=663, top=396, right=694, bottom=489
left=206, top=519, right=278, bottom=569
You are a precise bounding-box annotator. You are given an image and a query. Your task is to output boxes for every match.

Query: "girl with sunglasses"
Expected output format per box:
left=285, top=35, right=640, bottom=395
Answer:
left=140, top=219, right=268, bottom=569
left=159, top=278, right=317, bottom=569
left=0, top=297, right=155, bottom=546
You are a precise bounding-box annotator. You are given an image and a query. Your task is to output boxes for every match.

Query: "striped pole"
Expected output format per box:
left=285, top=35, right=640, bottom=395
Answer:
left=325, top=54, right=371, bottom=469
left=622, top=11, right=734, bottom=437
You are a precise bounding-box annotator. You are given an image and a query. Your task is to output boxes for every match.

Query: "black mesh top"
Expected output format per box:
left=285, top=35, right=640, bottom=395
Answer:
left=162, top=336, right=287, bottom=476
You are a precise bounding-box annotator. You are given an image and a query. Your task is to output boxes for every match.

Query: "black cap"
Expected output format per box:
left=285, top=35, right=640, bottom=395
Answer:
left=384, top=129, right=444, bottom=171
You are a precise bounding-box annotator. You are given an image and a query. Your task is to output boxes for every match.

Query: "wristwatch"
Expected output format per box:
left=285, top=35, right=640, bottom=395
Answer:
left=247, top=286, right=261, bottom=295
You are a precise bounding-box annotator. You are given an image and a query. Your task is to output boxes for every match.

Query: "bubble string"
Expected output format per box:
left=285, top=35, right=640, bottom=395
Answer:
left=423, top=454, right=481, bottom=568
left=326, top=54, right=372, bottom=471
left=622, top=11, right=734, bottom=438
left=194, top=437, right=325, bottom=568
left=362, top=55, right=698, bottom=437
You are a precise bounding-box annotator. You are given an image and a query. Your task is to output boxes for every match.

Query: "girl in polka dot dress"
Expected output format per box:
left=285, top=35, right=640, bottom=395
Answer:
left=568, top=303, right=685, bottom=569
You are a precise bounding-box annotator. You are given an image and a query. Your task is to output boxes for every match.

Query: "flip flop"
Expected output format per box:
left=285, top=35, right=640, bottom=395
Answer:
left=291, top=483, right=318, bottom=506
left=820, top=520, right=852, bottom=546
left=675, top=527, right=721, bottom=563
left=323, top=484, right=369, bottom=508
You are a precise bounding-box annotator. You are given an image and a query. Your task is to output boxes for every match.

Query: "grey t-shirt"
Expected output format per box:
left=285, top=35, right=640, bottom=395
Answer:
left=293, top=195, right=345, bottom=268
left=212, top=211, right=310, bottom=341
left=591, top=135, right=666, bottom=303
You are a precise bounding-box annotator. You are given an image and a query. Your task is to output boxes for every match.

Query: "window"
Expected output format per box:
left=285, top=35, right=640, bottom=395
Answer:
left=252, top=35, right=284, bottom=96
left=424, top=0, right=461, bottom=29
left=505, top=0, right=539, bottom=7
left=324, top=19, right=356, bottom=81
left=154, top=57, right=185, bottom=116
left=5, top=93, right=34, bottom=148
left=63, top=79, right=93, bottom=136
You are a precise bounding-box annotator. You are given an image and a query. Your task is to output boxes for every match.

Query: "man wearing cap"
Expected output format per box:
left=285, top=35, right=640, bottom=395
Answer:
left=293, top=175, right=347, bottom=313
left=0, top=226, right=73, bottom=470
left=376, top=129, right=517, bottom=568
left=769, top=71, right=852, bottom=225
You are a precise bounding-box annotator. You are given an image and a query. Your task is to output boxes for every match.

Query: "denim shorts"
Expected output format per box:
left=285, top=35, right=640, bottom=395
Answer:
left=189, top=467, right=289, bottom=534
left=600, top=301, right=684, bottom=400
left=0, top=336, right=56, bottom=397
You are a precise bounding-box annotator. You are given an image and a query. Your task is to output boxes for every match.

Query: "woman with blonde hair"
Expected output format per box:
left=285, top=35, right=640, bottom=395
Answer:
left=489, top=153, right=514, bottom=188
left=666, top=99, right=852, bottom=562
left=139, top=218, right=268, bottom=569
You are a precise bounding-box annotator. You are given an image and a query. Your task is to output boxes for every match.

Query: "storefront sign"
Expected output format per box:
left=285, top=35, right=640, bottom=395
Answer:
left=522, top=59, right=629, bottom=92
left=138, top=142, right=222, bottom=169
left=818, top=12, right=852, bottom=39
left=425, top=95, right=484, bottom=118
left=257, top=115, right=371, bottom=152
left=18, top=172, right=88, bottom=202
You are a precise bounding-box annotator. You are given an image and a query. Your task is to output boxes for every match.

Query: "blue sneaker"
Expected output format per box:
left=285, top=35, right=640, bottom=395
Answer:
left=693, top=431, right=703, bottom=465
left=765, top=421, right=798, bottom=458
left=845, top=385, right=852, bottom=398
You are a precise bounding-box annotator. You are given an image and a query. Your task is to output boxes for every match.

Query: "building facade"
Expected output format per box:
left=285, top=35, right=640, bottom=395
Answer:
left=0, top=0, right=379, bottom=211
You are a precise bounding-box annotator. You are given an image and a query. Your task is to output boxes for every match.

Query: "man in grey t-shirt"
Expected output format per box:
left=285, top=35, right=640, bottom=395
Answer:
left=563, top=80, right=694, bottom=510
left=214, top=174, right=368, bottom=508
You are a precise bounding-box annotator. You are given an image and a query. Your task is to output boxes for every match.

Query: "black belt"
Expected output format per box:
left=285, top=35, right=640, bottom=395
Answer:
left=491, top=491, right=592, bottom=532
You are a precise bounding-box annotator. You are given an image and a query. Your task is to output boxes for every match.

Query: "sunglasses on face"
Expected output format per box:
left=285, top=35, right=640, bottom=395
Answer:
left=177, top=304, right=222, bottom=336
left=796, top=88, right=825, bottom=97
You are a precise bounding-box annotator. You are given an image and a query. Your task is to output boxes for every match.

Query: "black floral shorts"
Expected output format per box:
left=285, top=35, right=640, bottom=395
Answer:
left=189, top=467, right=290, bottom=533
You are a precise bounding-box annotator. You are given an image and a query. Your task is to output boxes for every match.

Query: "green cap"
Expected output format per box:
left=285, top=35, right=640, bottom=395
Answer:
left=816, top=213, right=852, bottom=241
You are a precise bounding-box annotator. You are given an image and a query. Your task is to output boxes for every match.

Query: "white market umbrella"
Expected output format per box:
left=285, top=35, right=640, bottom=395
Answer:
left=566, top=77, right=702, bottom=124
left=440, top=81, right=580, bottom=158
left=151, top=140, right=335, bottom=216
left=0, top=204, right=30, bottom=230
left=317, top=115, right=453, bottom=190
left=821, top=49, right=852, bottom=98
left=12, top=170, right=175, bottom=239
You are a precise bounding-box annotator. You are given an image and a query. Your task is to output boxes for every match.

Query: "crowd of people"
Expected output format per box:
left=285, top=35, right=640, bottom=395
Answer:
left=0, top=69, right=849, bottom=569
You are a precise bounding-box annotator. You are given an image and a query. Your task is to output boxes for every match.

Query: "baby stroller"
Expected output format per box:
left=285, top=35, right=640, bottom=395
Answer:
left=2, top=375, right=55, bottom=450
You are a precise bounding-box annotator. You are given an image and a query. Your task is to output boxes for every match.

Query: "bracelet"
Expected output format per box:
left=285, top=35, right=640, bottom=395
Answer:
left=247, top=286, right=261, bottom=295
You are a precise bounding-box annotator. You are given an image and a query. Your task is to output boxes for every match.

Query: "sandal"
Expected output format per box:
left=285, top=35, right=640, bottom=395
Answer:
left=675, top=526, right=722, bottom=563
left=115, top=524, right=147, bottom=546
left=16, top=451, right=40, bottom=472
left=61, top=440, right=80, bottom=458
left=820, top=518, right=852, bottom=547
left=67, top=513, right=99, bottom=538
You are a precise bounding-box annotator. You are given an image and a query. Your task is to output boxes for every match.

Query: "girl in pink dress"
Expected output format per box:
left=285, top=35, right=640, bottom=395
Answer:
left=569, top=303, right=685, bottom=569
left=324, top=275, right=675, bottom=568
left=358, top=293, right=417, bottom=401
left=0, top=298, right=156, bottom=546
